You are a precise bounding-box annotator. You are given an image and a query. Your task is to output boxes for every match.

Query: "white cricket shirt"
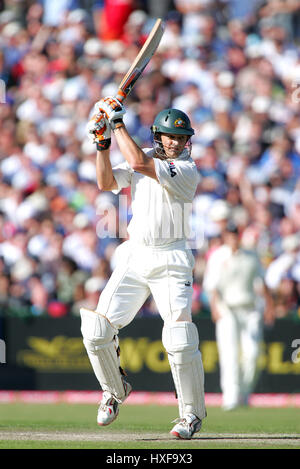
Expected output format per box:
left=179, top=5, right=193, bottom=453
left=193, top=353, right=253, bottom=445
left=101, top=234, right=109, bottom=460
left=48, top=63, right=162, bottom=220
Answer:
left=203, top=244, right=265, bottom=308
left=111, top=148, right=200, bottom=247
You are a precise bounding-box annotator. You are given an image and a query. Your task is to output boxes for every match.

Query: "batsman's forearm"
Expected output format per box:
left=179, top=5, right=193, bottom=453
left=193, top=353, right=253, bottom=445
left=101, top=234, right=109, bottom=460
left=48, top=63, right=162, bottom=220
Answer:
left=96, top=150, right=116, bottom=191
left=113, top=126, right=146, bottom=169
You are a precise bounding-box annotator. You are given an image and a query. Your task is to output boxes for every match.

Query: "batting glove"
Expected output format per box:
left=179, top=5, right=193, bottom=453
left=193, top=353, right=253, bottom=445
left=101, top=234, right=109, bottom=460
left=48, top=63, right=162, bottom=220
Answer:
left=86, top=111, right=111, bottom=151
left=96, top=96, right=126, bottom=130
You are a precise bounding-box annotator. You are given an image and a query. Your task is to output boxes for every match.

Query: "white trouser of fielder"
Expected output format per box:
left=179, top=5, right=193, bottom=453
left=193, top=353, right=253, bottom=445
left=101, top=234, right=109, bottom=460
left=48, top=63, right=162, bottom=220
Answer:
left=215, top=302, right=262, bottom=409
left=80, top=240, right=206, bottom=420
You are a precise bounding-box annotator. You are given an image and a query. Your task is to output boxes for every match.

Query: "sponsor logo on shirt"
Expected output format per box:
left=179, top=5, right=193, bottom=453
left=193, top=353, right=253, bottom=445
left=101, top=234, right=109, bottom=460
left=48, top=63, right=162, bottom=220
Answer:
left=168, top=161, right=177, bottom=177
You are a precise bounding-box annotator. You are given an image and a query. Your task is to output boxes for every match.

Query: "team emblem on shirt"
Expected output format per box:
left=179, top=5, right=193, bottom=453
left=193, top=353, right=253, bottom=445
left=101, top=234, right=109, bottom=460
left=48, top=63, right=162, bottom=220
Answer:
left=168, top=161, right=177, bottom=177
left=174, top=118, right=186, bottom=128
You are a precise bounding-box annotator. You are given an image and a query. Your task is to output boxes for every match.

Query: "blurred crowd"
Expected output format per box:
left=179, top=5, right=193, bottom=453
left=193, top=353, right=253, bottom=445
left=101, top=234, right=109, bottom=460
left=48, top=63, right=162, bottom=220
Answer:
left=0, top=0, right=300, bottom=320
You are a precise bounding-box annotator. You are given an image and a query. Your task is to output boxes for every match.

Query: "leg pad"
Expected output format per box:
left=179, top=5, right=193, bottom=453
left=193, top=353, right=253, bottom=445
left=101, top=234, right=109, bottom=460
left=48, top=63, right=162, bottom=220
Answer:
left=80, top=308, right=128, bottom=402
left=162, top=321, right=206, bottom=419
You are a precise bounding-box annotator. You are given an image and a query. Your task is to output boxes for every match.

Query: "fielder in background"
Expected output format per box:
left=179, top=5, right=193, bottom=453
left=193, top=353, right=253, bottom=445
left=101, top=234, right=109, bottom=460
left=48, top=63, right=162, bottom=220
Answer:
left=80, top=96, right=206, bottom=439
left=203, top=221, right=275, bottom=411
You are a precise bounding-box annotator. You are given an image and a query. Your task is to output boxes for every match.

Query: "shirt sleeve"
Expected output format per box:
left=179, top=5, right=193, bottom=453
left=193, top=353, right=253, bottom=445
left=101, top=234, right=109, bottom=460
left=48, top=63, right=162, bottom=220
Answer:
left=153, top=158, right=200, bottom=202
left=111, top=162, right=133, bottom=194
left=203, top=246, right=229, bottom=293
left=203, top=251, right=221, bottom=293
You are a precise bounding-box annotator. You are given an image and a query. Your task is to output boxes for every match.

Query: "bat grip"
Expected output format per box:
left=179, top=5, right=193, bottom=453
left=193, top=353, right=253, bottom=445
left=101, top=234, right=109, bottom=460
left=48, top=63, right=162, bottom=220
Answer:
left=115, top=89, right=126, bottom=103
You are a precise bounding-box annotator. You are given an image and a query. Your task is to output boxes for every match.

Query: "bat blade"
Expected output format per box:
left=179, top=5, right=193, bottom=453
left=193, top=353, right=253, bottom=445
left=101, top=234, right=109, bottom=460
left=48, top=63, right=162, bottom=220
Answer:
left=116, top=18, right=164, bottom=102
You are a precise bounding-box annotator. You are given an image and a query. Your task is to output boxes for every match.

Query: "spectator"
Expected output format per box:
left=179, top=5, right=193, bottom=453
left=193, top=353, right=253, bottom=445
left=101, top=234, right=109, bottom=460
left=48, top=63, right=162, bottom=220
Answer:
left=93, top=0, right=137, bottom=41
left=265, top=233, right=300, bottom=290
left=39, top=0, right=80, bottom=27
left=0, top=2, right=299, bottom=323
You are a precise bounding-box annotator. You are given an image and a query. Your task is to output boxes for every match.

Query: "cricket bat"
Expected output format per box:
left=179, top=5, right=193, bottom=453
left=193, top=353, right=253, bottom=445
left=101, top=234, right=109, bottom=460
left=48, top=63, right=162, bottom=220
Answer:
left=115, top=18, right=164, bottom=103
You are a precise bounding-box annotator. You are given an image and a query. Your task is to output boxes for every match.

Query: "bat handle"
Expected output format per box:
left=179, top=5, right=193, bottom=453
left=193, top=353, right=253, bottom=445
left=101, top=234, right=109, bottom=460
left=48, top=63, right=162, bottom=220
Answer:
left=115, top=89, right=126, bottom=103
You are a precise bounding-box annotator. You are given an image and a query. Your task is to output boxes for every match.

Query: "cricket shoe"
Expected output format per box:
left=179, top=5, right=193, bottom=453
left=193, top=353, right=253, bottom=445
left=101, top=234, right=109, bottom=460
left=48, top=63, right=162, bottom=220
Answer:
left=97, top=381, right=132, bottom=426
left=170, top=413, right=202, bottom=440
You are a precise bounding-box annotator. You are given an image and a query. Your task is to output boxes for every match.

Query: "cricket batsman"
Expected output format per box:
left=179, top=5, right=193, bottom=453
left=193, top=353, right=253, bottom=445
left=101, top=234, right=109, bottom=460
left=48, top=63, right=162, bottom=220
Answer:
left=80, top=96, right=206, bottom=439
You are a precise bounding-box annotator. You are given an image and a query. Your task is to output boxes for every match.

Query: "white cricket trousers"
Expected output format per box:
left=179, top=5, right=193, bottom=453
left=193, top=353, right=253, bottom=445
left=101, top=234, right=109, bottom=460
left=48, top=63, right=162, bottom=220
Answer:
left=91, top=239, right=206, bottom=420
left=96, top=240, right=195, bottom=327
left=216, top=305, right=263, bottom=409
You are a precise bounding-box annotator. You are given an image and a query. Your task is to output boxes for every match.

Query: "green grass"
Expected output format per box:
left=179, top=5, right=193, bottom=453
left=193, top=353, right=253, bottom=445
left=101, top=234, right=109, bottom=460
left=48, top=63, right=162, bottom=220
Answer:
left=0, top=403, right=299, bottom=449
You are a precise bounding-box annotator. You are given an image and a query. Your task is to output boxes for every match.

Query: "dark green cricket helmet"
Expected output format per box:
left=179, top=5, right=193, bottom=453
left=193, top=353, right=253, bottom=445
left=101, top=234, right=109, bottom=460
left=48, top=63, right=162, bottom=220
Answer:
left=151, top=108, right=195, bottom=136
